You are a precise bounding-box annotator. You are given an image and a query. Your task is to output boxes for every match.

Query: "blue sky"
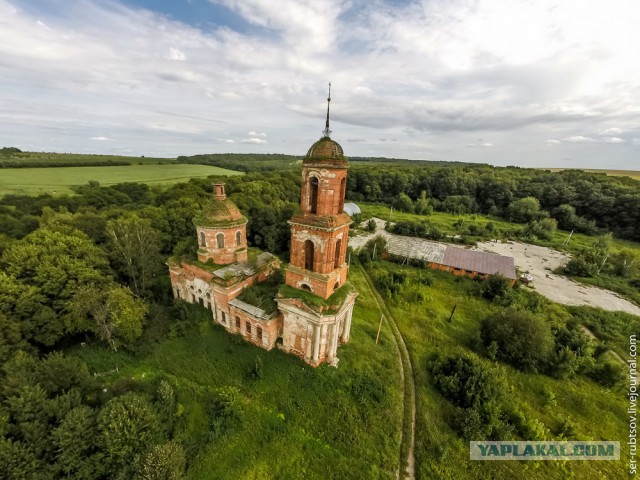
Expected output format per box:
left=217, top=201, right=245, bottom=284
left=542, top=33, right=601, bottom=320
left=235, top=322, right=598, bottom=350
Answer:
left=1, top=0, right=640, bottom=168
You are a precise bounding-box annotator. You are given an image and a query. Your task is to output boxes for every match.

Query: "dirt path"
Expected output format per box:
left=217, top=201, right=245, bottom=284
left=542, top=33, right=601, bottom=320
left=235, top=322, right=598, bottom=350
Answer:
left=475, top=241, right=640, bottom=316
left=359, top=265, right=416, bottom=480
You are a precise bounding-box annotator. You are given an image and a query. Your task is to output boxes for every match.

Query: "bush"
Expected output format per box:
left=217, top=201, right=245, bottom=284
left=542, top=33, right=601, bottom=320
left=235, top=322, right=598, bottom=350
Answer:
left=480, top=310, right=554, bottom=372
left=430, top=355, right=508, bottom=440
left=588, top=356, right=626, bottom=388
left=366, top=218, right=377, bottom=232
left=481, top=274, right=511, bottom=300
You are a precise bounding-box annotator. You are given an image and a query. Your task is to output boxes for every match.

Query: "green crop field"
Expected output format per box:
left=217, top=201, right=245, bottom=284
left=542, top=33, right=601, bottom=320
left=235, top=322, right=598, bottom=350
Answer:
left=0, top=164, right=244, bottom=196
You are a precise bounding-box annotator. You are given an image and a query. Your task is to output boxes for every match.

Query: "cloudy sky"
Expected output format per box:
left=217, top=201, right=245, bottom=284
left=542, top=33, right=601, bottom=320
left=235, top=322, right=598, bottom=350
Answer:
left=1, top=0, right=639, bottom=168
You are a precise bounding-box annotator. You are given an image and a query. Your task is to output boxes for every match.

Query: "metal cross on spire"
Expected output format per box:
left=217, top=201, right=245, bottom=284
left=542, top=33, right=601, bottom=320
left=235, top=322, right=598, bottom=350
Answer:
left=322, top=82, right=332, bottom=137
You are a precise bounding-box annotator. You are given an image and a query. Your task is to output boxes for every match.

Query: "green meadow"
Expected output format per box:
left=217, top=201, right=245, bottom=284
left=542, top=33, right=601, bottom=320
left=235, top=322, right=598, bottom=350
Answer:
left=362, top=261, right=632, bottom=480
left=68, top=267, right=404, bottom=479
left=0, top=164, right=243, bottom=196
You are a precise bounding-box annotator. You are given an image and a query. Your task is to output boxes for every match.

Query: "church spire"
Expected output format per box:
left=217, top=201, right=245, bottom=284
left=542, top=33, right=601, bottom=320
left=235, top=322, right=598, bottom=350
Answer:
left=322, top=82, right=332, bottom=138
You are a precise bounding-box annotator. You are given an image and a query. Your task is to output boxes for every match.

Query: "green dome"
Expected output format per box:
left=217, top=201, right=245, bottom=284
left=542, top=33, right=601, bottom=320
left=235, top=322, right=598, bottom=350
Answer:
left=305, top=136, right=345, bottom=159
left=193, top=193, right=247, bottom=228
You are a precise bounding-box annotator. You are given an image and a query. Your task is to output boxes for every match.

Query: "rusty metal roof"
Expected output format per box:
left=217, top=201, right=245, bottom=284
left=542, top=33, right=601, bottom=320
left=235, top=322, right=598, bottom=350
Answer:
left=442, top=246, right=517, bottom=279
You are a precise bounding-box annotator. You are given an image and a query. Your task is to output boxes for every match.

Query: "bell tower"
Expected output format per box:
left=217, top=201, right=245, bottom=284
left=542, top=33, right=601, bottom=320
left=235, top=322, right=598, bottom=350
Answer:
left=278, top=84, right=357, bottom=367
left=285, top=85, right=350, bottom=299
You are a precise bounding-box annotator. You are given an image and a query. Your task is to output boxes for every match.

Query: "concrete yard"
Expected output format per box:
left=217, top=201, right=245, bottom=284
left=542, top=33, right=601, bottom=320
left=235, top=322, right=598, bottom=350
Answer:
left=349, top=218, right=640, bottom=317
left=475, top=241, right=640, bottom=316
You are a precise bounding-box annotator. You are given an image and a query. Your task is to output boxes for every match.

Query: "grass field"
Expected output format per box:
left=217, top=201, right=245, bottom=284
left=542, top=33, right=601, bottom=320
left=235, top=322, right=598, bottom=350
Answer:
left=364, top=260, right=632, bottom=479
left=542, top=168, right=640, bottom=180
left=68, top=268, right=404, bottom=479
left=0, top=164, right=243, bottom=195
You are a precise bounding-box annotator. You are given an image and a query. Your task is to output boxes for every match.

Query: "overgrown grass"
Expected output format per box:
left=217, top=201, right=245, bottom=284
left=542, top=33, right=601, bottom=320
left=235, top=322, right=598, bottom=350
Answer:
left=362, top=259, right=630, bottom=479
left=278, top=282, right=356, bottom=312
left=0, top=164, right=243, bottom=196
left=68, top=268, right=403, bottom=479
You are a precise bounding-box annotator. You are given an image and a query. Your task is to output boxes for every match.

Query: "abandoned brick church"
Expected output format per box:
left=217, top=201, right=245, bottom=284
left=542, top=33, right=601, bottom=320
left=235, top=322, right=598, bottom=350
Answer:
left=168, top=95, right=358, bottom=367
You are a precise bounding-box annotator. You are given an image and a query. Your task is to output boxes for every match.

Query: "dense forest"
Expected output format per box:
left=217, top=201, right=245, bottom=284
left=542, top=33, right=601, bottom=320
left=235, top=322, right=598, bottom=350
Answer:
left=1, top=152, right=639, bottom=478
left=0, top=173, right=304, bottom=478
left=178, top=153, right=640, bottom=242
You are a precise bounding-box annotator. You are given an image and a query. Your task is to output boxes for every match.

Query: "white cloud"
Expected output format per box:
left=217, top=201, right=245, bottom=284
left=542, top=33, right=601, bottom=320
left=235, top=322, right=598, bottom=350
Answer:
left=562, top=135, right=596, bottom=143
left=466, top=140, right=493, bottom=147
left=168, top=47, right=186, bottom=61
left=90, top=136, right=109, bottom=141
left=225, top=139, right=235, bottom=143
left=241, top=137, right=267, bottom=144
left=0, top=0, right=639, bottom=168
left=600, top=127, right=623, bottom=135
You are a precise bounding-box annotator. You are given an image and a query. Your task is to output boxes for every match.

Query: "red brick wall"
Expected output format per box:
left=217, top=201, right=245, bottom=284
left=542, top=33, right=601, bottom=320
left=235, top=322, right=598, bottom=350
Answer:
left=300, top=167, right=347, bottom=216
left=196, top=224, right=248, bottom=265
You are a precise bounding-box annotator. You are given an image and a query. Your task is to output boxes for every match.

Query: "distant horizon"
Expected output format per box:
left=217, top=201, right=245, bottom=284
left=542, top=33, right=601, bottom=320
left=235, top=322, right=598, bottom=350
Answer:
left=6, top=147, right=640, bottom=175
left=2, top=0, right=639, bottom=169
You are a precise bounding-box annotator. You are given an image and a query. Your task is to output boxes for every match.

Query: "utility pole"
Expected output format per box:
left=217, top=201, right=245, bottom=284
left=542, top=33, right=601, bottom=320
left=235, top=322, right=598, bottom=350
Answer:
left=562, top=230, right=574, bottom=246
left=597, top=254, right=609, bottom=275
left=375, top=312, right=384, bottom=345
left=448, top=304, right=457, bottom=323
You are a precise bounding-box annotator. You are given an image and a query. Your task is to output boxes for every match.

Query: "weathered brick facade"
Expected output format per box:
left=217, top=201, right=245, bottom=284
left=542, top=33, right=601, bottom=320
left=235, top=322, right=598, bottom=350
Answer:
left=168, top=97, right=357, bottom=367
left=279, top=133, right=357, bottom=366
left=194, top=183, right=248, bottom=265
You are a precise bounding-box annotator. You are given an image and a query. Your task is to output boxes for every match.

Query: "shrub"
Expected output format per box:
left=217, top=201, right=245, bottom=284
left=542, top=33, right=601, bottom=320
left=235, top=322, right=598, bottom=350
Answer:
left=588, top=356, right=625, bottom=388
left=481, top=274, right=511, bottom=300
left=366, top=218, right=377, bottom=232
left=480, top=310, right=554, bottom=372
left=430, top=355, right=508, bottom=440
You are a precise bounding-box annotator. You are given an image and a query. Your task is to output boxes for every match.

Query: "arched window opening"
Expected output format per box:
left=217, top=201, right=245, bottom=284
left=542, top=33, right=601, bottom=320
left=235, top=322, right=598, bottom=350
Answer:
left=304, top=240, right=315, bottom=271
left=339, top=177, right=346, bottom=213
left=236, top=231, right=242, bottom=246
left=216, top=232, right=225, bottom=248
left=334, top=239, right=342, bottom=268
left=199, top=231, right=206, bottom=247
left=257, top=326, right=263, bottom=339
left=309, top=176, right=319, bottom=214
left=334, top=282, right=340, bottom=290
left=301, top=283, right=312, bottom=291
left=246, top=322, right=252, bottom=336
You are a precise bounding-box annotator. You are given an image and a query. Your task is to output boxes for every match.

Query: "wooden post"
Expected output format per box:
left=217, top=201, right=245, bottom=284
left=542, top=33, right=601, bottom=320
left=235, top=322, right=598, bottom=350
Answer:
left=597, top=254, right=609, bottom=274
left=562, top=230, right=574, bottom=246
left=375, top=313, right=384, bottom=345
left=448, top=304, right=457, bottom=323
